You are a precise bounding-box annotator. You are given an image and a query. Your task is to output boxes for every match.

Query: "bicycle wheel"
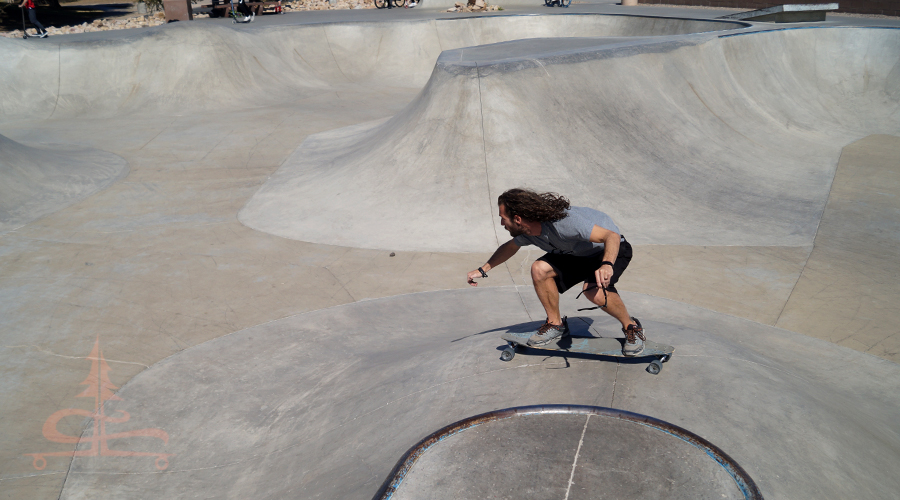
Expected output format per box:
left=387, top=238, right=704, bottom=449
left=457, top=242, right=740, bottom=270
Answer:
left=544, top=0, right=556, bottom=6
left=392, top=0, right=407, bottom=7
left=374, top=0, right=388, bottom=8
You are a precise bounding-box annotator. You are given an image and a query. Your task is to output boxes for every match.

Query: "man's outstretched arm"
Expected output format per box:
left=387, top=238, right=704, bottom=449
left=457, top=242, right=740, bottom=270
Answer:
left=467, top=240, right=520, bottom=286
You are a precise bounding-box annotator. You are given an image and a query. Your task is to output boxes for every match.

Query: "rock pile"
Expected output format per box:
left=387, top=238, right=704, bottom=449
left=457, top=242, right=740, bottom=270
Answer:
left=0, top=0, right=501, bottom=38
left=445, top=0, right=500, bottom=12
left=281, top=0, right=375, bottom=11
left=0, top=0, right=378, bottom=39
left=1, top=12, right=168, bottom=38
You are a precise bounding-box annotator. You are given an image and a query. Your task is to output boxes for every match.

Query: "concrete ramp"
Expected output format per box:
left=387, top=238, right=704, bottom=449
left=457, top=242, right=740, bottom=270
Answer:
left=239, top=27, right=900, bottom=252
left=0, top=134, right=128, bottom=234
left=0, top=16, right=744, bottom=120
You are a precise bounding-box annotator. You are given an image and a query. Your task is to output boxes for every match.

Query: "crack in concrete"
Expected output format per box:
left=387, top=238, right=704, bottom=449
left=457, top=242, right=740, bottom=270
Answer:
left=564, top=414, right=590, bottom=500
left=0, top=345, right=150, bottom=368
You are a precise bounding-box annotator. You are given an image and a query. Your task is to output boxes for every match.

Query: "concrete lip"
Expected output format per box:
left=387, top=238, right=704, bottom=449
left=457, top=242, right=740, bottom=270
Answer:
left=380, top=405, right=761, bottom=500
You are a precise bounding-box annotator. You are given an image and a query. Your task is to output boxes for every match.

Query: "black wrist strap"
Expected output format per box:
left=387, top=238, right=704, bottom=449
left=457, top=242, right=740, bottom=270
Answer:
left=576, top=283, right=608, bottom=311
left=600, top=261, right=614, bottom=268
left=478, top=267, right=488, bottom=278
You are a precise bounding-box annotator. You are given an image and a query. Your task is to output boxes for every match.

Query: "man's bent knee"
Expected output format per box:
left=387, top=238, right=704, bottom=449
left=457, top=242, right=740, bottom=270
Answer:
left=531, top=260, right=557, bottom=281
left=581, top=286, right=608, bottom=308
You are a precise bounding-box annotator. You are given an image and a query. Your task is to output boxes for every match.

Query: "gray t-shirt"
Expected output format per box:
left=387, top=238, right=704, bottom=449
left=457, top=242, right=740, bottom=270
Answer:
left=513, top=206, right=621, bottom=257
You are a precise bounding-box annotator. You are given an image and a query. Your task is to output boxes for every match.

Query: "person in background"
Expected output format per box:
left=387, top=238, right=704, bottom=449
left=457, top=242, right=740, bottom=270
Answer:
left=20, top=0, right=49, bottom=38
left=236, top=0, right=254, bottom=22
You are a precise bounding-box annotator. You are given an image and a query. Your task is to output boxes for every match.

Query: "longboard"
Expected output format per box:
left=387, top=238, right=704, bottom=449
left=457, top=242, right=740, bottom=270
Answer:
left=500, top=331, right=674, bottom=374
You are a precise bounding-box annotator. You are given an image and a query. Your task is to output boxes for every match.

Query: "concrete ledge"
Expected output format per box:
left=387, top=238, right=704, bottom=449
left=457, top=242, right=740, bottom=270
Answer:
left=718, top=3, right=838, bottom=22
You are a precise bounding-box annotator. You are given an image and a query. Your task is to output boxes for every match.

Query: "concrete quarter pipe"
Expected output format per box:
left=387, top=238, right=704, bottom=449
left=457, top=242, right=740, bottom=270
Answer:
left=240, top=26, right=900, bottom=252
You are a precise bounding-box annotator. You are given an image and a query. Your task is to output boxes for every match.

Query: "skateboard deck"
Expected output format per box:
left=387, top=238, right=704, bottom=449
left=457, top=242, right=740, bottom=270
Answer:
left=500, top=331, right=674, bottom=374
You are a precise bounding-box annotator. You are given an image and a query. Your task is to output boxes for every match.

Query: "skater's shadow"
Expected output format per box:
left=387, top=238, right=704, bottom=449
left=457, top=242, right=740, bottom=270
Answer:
left=452, top=316, right=602, bottom=343
left=495, top=335, right=653, bottom=369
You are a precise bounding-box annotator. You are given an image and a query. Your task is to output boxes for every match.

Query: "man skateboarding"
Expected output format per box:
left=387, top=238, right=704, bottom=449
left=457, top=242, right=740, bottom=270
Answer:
left=467, top=188, right=646, bottom=355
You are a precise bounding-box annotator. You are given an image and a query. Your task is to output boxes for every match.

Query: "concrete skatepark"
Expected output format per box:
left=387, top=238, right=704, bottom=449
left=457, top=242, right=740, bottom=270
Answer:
left=1, top=2, right=899, bottom=499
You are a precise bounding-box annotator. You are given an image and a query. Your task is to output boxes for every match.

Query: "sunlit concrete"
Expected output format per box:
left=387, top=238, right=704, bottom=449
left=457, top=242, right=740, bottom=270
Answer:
left=240, top=27, right=900, bottom=252
left=393, top=410, right=746, bottom=500
left=1, top=4, right=898, bottom=500
left=0, top=134, right=128, bottom=234
left=52, top=289, right=900, bottom=499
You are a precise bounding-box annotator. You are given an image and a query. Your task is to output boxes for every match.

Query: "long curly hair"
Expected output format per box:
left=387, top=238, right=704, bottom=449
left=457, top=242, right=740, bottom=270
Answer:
left=498, top=188, right=570, bottom=223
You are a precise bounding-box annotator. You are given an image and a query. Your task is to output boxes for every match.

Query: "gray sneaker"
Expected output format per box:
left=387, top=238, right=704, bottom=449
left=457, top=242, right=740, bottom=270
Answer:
left=527, top=317, right=569, bottom=346
left=622, top=317, right=646, bottom=356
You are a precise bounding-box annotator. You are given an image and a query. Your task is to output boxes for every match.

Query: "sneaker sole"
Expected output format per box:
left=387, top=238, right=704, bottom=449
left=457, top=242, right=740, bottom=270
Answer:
left=527, top=333, right=568, bottom=347
left=623, top=345, right=644, bottom=356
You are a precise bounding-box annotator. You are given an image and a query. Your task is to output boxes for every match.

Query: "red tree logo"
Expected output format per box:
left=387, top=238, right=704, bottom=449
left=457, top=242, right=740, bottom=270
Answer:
left=26, top=336, right=173, bottom=470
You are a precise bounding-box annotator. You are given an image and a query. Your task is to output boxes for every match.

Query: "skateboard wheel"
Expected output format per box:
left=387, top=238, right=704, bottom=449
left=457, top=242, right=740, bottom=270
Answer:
left=647, top=360, right=662, bottom=375
left=500, top=348, right=515, bottom=362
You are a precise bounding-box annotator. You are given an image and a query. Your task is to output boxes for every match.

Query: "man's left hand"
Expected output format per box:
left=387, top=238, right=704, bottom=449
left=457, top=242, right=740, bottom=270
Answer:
left=594, top=265, right=612, bottom=287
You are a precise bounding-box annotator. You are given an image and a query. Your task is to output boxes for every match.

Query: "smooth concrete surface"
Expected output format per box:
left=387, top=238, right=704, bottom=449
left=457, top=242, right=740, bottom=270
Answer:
left=775, top=135, right=900, bottom=359
left=50, top=288, right=900, bottom=499
left=240, top=26, right=900, bottom=252
left=622, top=136, right=900, bottom=361
left=0, top=15, right=747, bottom=120
left=0, top=135, right=128, bottom=234
left=0, top=134, right=128, bottom=235
left=393, top=412, right=744, bottom=499
left=1, top=4, right=899, bottom=500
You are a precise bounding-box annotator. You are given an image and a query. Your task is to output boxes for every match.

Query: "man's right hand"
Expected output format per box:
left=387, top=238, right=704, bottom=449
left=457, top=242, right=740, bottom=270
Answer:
left=467, top=241, right=519, bottom=287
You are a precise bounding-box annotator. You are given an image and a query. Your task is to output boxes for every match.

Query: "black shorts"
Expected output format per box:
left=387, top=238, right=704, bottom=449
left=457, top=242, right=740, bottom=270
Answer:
left=538, top=239, right=633, bottom=294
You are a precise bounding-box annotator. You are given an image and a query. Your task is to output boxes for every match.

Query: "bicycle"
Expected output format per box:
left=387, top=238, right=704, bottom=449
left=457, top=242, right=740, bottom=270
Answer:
left=375, top=0, right=417, bottom=8
left=230, top=0, right=254, bottom=22
left=545, top=0, right=571, bottom=6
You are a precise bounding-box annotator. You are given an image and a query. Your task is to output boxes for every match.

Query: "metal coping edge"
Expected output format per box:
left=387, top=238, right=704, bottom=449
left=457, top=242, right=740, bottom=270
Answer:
left=225, top=11, right=752, bottom=30
left=433, top=12, right=752, bottom=30
left=372, top=404, right=764, bottom=500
